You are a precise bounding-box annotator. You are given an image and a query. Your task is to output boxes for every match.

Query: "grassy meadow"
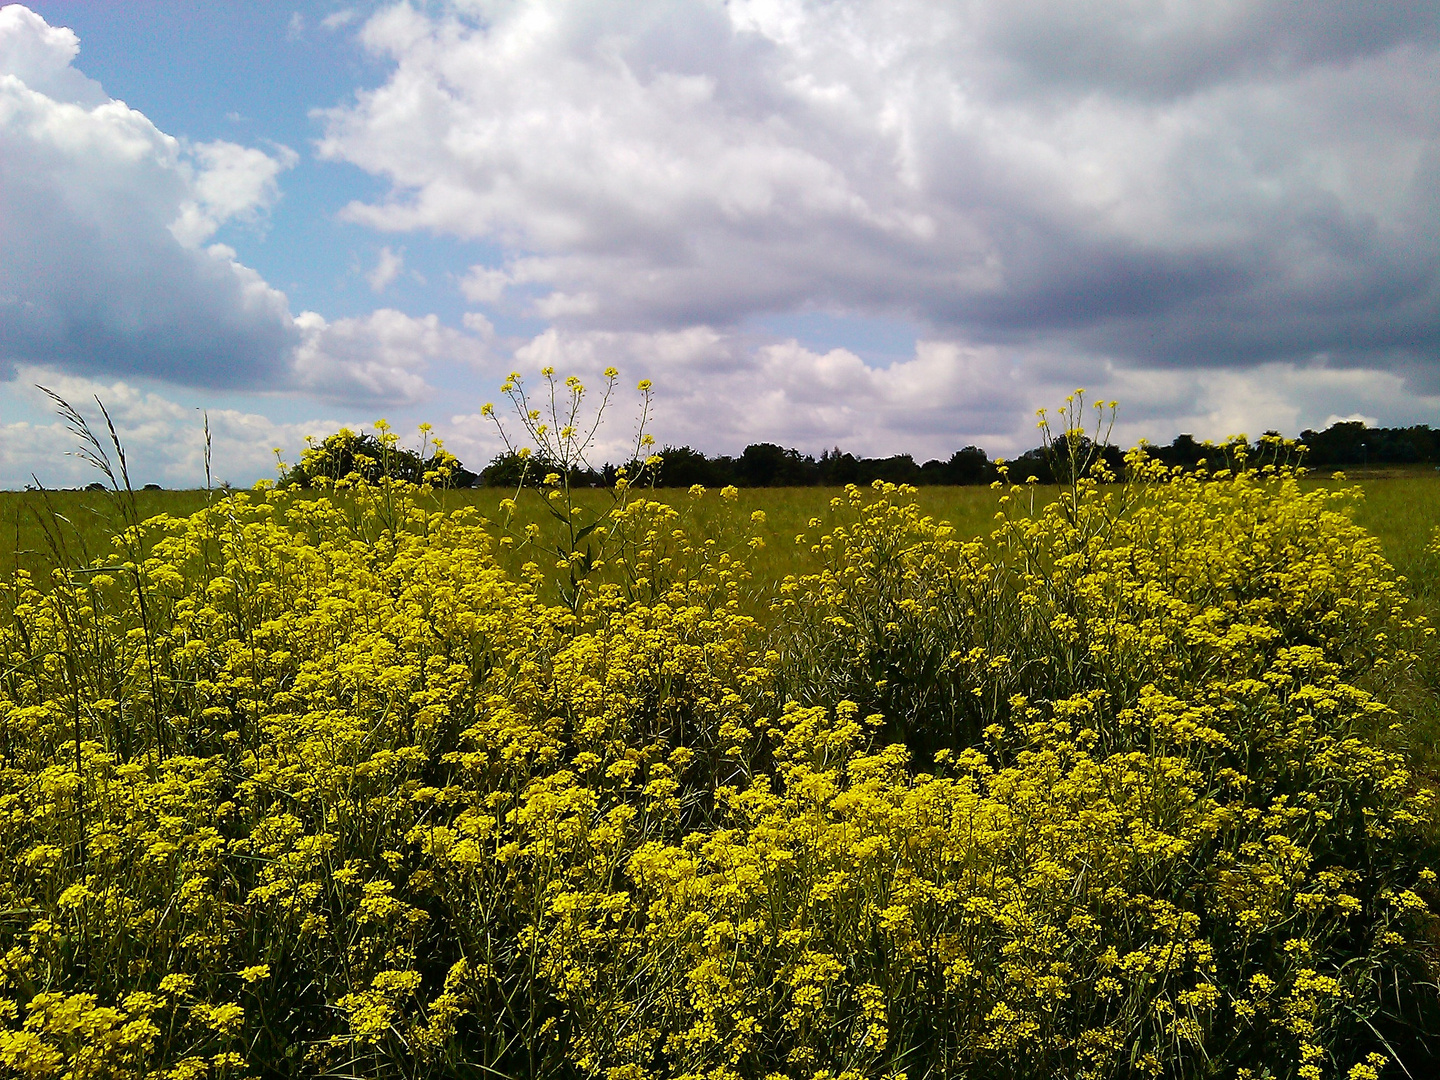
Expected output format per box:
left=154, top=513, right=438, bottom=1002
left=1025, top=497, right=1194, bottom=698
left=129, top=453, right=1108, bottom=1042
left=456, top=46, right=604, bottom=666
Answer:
left=0, top=484, right=1003, bottom=595
left=6, top=467, right=1439, bottom=599
left=1, top=453, right=1440, bottom=1078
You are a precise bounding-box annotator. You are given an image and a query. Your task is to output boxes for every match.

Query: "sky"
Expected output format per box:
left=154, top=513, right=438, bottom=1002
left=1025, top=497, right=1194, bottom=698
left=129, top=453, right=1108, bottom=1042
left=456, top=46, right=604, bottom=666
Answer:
left=1, top=0, right=1439, bottom=488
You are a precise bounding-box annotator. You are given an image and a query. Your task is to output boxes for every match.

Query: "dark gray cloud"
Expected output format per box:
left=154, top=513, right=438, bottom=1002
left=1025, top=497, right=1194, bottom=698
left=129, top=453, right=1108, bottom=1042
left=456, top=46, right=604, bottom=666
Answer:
left=979, top=0, right=1440, bottom=100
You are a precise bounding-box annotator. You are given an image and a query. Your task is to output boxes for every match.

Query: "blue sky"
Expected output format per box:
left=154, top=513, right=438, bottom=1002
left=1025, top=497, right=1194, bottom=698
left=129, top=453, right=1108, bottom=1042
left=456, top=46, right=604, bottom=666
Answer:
left=2, top=1, right=1439, bottom=486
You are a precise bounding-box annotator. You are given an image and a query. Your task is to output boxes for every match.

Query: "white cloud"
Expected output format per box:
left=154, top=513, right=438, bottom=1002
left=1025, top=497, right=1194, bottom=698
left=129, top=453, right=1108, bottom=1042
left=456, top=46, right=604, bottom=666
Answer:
left=533, top=291, right=599, bottom=319
left=475, top=327, right=1043, bottom=460
left=459, top=264, right=510, bottom=303
left=461, top=311, right=495, bottom=338
left=1093, top=363, right=1440, bottom=447
left=367, top=246, right=404, bottom=293
left=171, top=139, right=298, bottom=247
left=0, top=109, right=297, bottom=386
left=13, top=338, right=1436, bottom=491
left=0, top=4, right=104, bottom=106
left=322, top=9, right=360, bottom=32
left=293, top=308, right=492, bottom=406
left=1324, top=412, right=1380, bottom=429
left=0, top=8, right=299, bottom=387
left=317, top=0, right=1440, bottom=376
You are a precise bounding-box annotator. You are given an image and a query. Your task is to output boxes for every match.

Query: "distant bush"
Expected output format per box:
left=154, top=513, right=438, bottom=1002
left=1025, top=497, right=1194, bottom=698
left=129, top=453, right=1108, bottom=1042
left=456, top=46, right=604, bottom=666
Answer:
left=479, top=449, right=609, bottom=489
left=280, top=423, right=477, bottom=489
left=1298, top=421, right=1440, bottom=468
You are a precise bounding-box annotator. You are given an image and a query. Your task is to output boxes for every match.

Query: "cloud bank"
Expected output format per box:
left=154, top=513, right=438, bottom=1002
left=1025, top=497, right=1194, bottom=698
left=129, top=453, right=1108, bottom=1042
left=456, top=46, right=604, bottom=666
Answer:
left=439, top=328, right=1440, bottom=467
left=320, top=0, right=1440, bottom=375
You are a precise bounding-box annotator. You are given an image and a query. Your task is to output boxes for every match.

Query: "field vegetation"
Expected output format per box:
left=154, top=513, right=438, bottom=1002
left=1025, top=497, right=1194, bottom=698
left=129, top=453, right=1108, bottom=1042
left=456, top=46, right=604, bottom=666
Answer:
left=7, top=475, right=1439, bottom=613
left=0, top=380, right=1439, bottom=1078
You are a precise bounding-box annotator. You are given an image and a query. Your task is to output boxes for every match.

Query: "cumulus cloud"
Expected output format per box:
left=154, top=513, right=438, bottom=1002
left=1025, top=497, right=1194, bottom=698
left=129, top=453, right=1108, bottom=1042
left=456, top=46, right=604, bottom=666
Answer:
left=318, top=0, right=1440, bottom=379
left=170, top=140, right=297, bottom=247
left=0, top=5, right=492, bottom=409
left=495, top=327, right=1020, bottom=458
left=459, top=265, right=510, bottom=304
left=15, top=340, right=1437, bottom=492
left=0, top=4, right=104, bottom=106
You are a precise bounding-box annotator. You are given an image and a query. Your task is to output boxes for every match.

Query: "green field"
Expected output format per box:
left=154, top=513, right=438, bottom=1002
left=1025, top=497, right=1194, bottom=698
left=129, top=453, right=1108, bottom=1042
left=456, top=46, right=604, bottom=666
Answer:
left=6, top=468, right=1439, bottom=582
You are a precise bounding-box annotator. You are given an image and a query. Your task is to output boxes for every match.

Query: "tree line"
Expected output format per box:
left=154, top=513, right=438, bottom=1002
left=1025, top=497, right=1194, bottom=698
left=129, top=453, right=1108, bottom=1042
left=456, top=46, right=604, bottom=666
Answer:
left=274, top=420, right=1440, bottom=491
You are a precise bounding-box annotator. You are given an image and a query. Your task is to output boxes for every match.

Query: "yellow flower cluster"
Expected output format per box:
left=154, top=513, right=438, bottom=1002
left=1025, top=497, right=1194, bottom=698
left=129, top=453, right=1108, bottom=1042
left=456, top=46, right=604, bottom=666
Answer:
left=0, top=428, right=1435, bottom=1079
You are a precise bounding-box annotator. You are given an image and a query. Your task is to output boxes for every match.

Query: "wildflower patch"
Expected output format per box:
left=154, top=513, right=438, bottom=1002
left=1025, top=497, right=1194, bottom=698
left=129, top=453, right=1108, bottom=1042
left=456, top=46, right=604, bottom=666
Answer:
left=0, top=394, right=1436, bottom=1078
